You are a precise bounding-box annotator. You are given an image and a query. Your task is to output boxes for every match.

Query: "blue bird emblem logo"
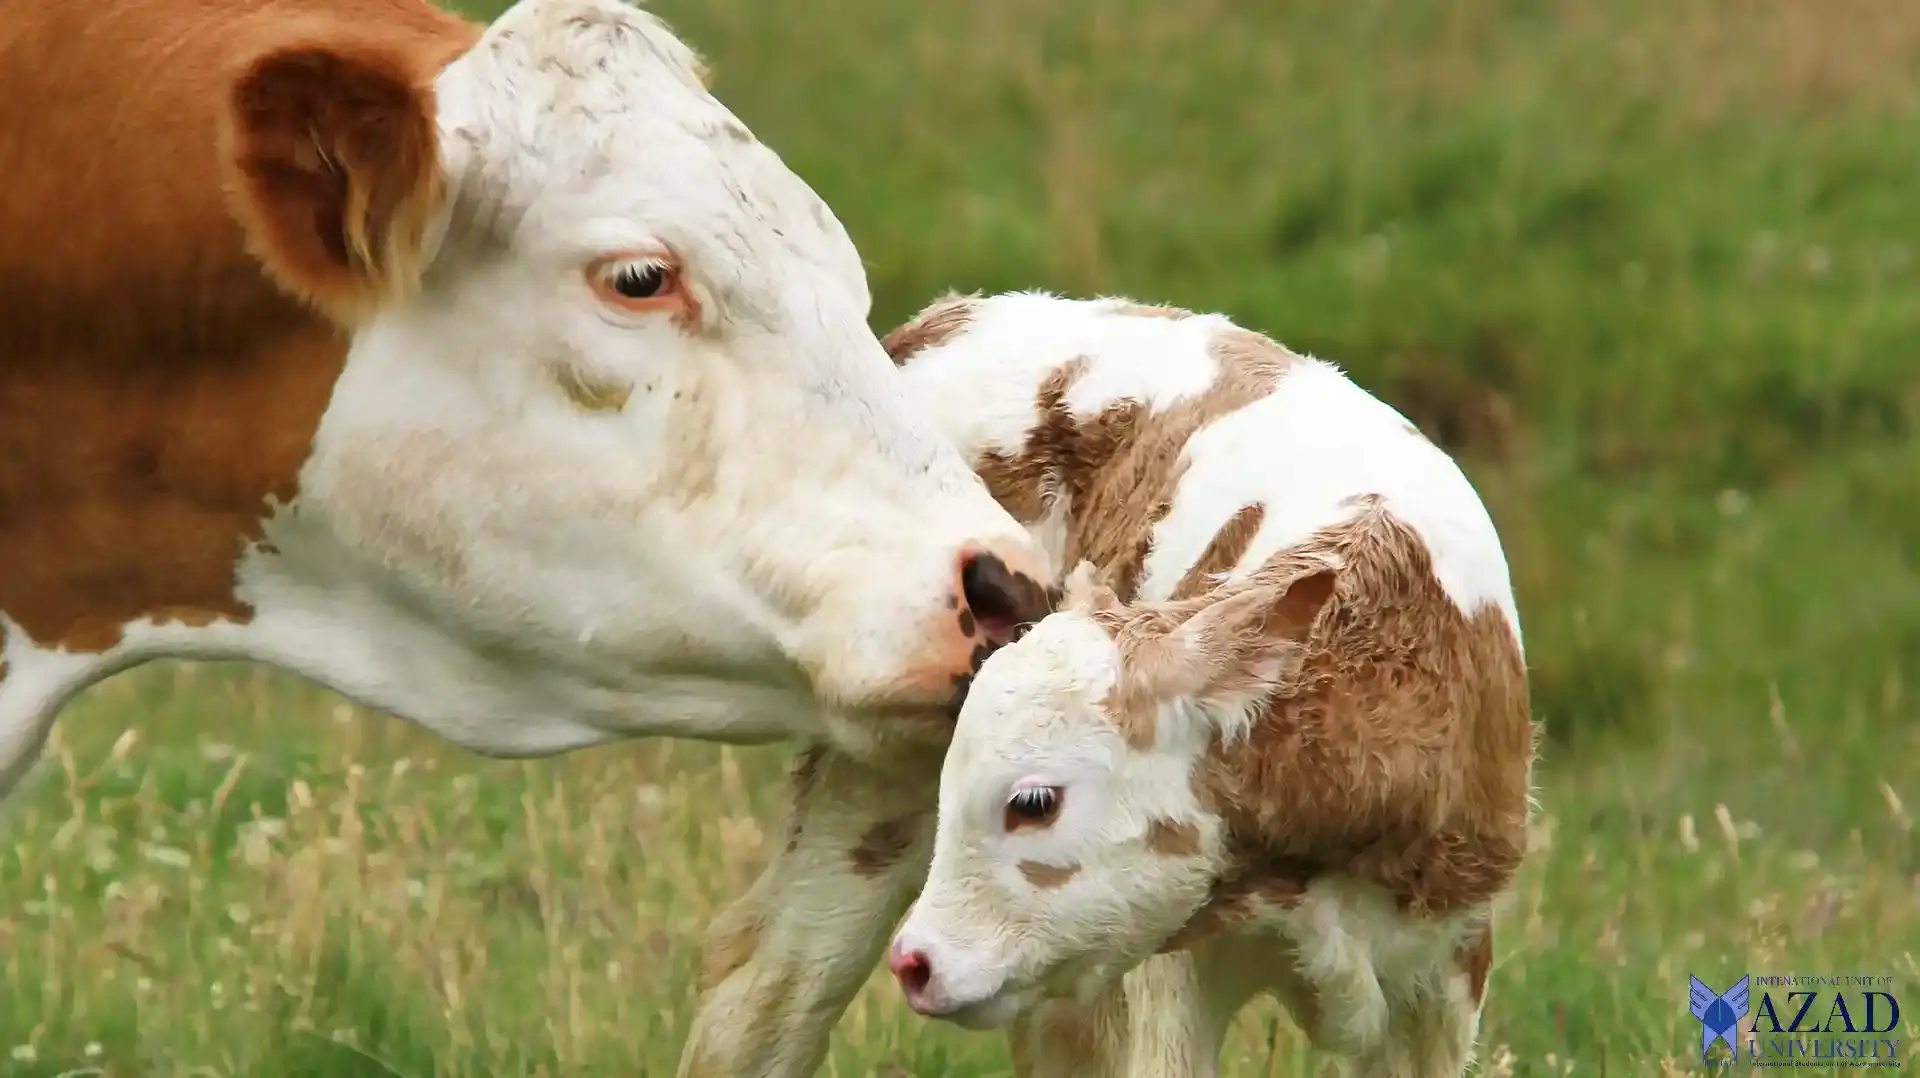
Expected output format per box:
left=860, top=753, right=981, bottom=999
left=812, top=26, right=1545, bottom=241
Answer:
left=1689, top=974, right=1751, bottom=1062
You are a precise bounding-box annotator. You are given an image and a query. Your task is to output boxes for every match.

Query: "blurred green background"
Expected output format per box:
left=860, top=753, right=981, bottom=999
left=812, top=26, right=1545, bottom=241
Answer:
left=2, top=0, right=1915, bottom=1074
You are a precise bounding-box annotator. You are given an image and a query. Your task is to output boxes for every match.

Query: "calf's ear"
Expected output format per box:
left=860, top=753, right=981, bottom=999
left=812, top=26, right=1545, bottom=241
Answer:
left=1170, top=566, right=1337, bottom=698
left=1061, top=560, right=1123, bottom=618
left=221, top=27, right=453, bottom=323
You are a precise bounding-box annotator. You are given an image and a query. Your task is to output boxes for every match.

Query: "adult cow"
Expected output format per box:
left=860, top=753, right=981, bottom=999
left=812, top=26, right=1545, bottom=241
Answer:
left=0, top=0, right=1051, bottom=1073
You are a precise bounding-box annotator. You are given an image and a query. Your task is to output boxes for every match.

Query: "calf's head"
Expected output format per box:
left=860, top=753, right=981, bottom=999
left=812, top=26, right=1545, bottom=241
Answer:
left=888, top=563, right=1337, bottom=1027
left=217, top=0, right=1048, bottom=748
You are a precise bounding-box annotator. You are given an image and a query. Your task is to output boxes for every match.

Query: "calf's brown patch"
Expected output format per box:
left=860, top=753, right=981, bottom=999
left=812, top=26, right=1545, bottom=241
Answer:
left=883, top=292, right=978, bottom=365
left=1143, top=817, right=1203, bottom=857
left=1172, top=502, right=1267, bottom=599
left=975, top=326, right=1300, bottom=604
left=1155, top=855, right=1318, bottom=953
left=1017, top=859, right=1080, bottom=888
left=1178, top=501, right=1534, bottom=916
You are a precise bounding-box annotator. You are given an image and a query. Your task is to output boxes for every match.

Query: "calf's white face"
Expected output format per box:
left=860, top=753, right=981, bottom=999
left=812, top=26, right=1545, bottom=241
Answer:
left=889, top=608, right=1183, bottom=1028
left=221, top=0, right=1048, bottom=754
left=888, top=567, right=1335, bottom=1027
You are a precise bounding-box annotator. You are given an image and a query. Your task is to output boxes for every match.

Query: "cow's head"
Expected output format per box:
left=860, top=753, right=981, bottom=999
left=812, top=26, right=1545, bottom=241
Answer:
left=215, top=0, right=1050, bottom=751
left=887, top=563, right=1336, bottom=1027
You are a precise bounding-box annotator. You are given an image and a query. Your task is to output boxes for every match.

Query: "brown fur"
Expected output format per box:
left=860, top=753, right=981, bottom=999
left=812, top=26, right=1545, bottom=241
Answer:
left=849, top=815, right=918, bottom=877
left=222, top=15, right=470, bottom=323
left=882, top=291, right=977, bottom=365
left=1143, top=817, right=1203, bottom=858
left=1100, top=499, right=1533, bottom=923
left=1017, top=859, right=1080, bottom=888
left=1172, top=502, right=1266, bottom=599
left=1094, top=567, right=1335, bottom=753
left=1152, top=861, right=1316, bottom=954
left=969, top=326, right=1299, bottom=603
left=784, top=747, right=824, bottom=853
left=896, top=297, right=1524, bottom=1074
left=972, top=357, right=1118, bottom=524
left=0, top=0, right=478, bottom=659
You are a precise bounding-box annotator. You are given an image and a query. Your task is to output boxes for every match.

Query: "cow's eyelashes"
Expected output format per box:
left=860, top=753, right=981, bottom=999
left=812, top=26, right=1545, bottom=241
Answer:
left=587, top=253, right=686, bottom=316
left=609, top=260, right=670, bottom=299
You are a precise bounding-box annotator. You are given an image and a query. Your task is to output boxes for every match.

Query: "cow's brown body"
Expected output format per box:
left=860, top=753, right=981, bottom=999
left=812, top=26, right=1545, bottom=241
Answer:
left=0, top=0, right=477, bottom=658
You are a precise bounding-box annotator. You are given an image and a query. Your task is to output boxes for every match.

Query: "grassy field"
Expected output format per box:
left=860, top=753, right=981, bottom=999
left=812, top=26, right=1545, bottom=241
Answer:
left=5, top=0, right=1919, bottom=1074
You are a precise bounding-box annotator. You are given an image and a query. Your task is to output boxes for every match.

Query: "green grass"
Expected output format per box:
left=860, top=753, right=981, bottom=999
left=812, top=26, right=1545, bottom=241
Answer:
left=5, top=0, right=1919, bottom=1073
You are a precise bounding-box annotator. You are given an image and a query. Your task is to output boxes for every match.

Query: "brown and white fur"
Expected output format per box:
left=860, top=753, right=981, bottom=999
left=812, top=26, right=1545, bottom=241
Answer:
left=878, top=291, right=1535, bottom=1077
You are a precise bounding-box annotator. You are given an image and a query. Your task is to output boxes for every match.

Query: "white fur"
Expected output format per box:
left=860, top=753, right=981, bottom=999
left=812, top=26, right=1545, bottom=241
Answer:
left=900, top=292, right=1521, bottom=648
left=0, top=0, right=1041, bottom=796
left=1143, top=358, right=1522, bottom=650
left=898, top=293, right=1234, bottom=577
left=0, top=618, right=98, bottom=797
left=890, top=292, right=1520, bottom=1076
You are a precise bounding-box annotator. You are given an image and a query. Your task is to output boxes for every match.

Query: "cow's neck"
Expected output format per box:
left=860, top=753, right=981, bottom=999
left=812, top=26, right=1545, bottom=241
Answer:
left=0, top=303, right=349, bottom=791
left=0, top=312, right=346, bottom=655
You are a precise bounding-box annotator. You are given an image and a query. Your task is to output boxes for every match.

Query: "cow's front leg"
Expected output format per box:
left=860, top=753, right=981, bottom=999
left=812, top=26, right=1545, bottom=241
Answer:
left=1010, top=952, right=1228, bottom=1078
left=676, top=744, right=938, bottom=1078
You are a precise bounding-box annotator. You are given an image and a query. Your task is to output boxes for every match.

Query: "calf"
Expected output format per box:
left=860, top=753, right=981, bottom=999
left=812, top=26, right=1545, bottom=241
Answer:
left=0, top=3, right=1049, bottom=1074
left=881, top=292, right=1534, bottom=1077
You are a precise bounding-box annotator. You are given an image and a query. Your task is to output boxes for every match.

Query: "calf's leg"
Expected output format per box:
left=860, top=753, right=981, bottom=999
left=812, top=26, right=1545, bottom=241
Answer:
left=1346, top=923, right=1491, bottom=1078
left=676, top=744, right=938, bottom=1078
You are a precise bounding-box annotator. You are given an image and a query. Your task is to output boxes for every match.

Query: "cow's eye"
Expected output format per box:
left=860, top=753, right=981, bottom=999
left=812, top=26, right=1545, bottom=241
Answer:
left=588, top=253, right=685, bottom=315
left=610, top=261, right=669, bottom=299
left=1004, top=786, right=1063, bottom=832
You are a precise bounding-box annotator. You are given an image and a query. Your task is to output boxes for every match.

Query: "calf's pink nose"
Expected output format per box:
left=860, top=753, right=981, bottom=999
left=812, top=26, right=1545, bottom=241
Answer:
left=887, top=941, right=933, bottom=996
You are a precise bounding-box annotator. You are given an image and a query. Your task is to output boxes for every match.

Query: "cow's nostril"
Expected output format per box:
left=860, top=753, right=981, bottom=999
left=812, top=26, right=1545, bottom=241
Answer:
left=959, top=550, right=1053, bottom=648
left=889, top=946, right=933, bottom=994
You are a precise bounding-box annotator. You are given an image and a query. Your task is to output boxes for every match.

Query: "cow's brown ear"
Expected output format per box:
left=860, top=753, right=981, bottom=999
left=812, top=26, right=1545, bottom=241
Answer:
left=222, top=29, right=450, bottom=323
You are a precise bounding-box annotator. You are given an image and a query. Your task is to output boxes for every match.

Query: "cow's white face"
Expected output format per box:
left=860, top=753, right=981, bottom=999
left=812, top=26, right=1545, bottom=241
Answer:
left=887, top=606, right=1217, bottom=1029
left=220, top=0, right=1050, bottom=755
left=888, top=566, right=1335, bottom=1026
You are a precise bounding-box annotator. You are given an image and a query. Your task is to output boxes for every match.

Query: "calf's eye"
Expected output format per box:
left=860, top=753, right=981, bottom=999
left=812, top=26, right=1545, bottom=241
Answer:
left=1004, top=786, right=1063, bottom=832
